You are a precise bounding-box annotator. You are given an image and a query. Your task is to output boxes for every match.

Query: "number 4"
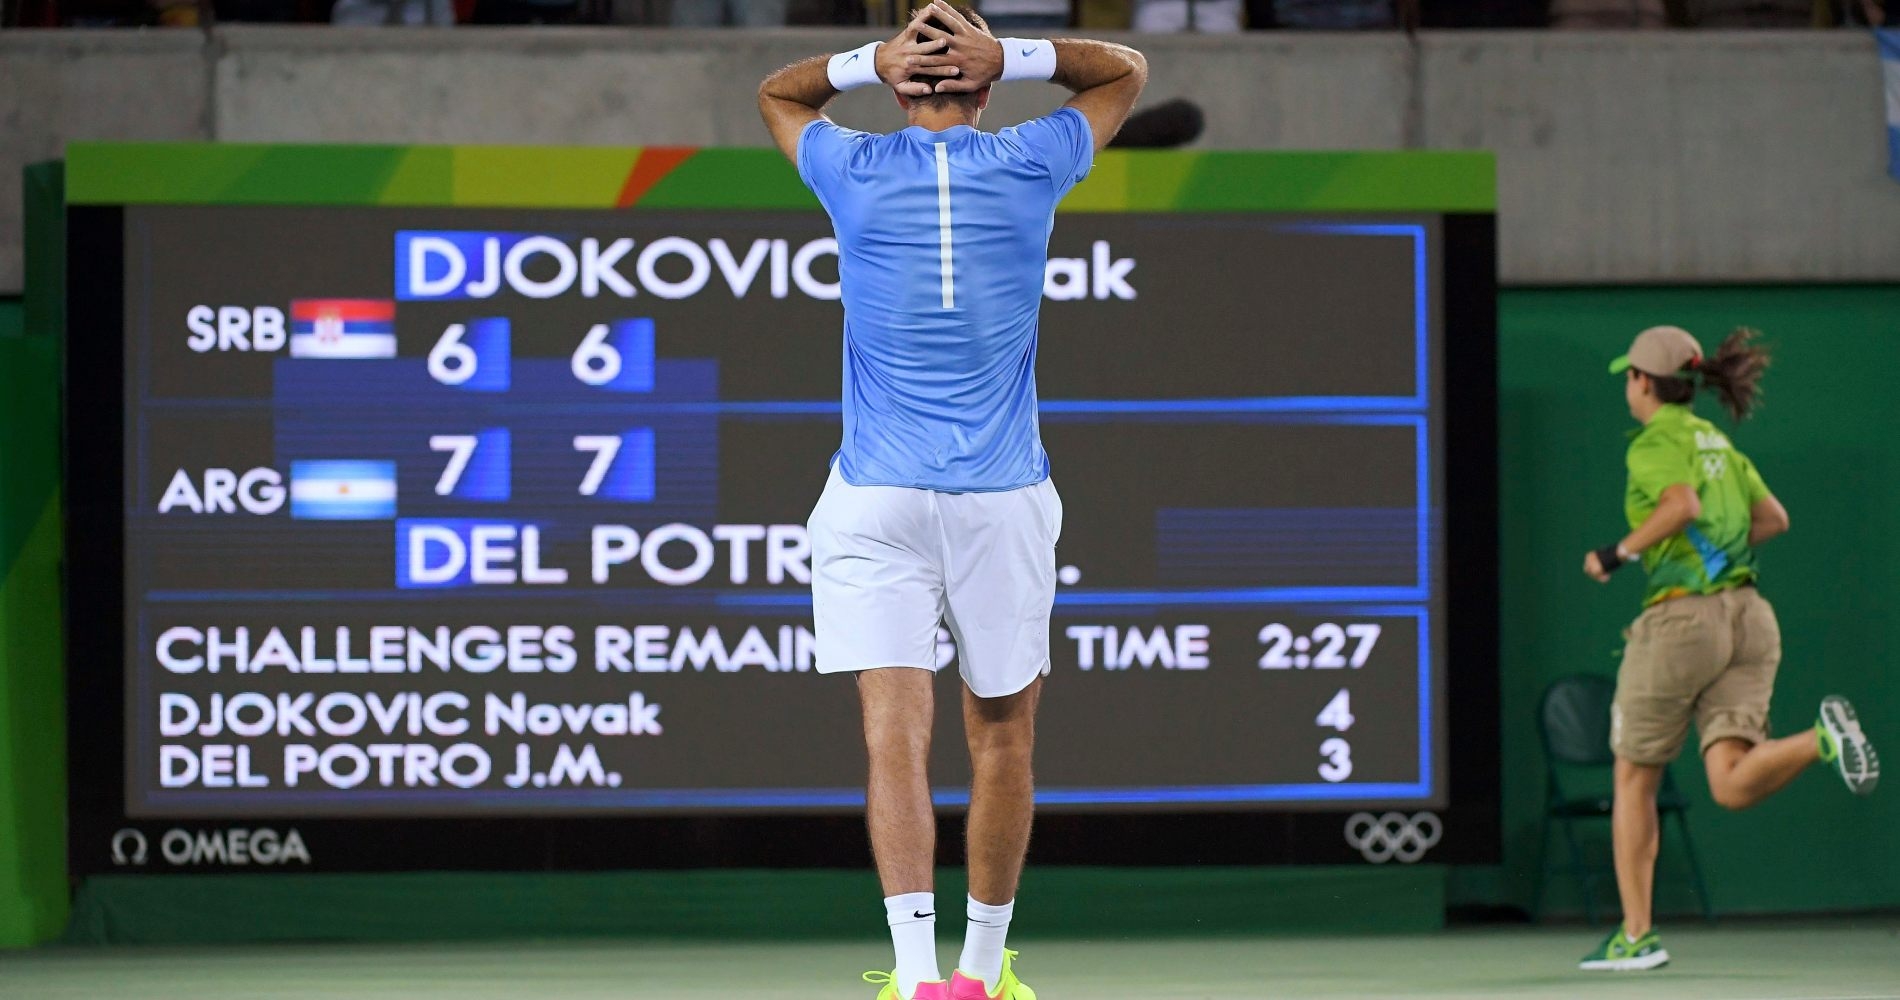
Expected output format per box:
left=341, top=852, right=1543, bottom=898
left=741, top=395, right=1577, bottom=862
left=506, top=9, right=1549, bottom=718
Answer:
left=1316, top=689, right=1354, bottom=732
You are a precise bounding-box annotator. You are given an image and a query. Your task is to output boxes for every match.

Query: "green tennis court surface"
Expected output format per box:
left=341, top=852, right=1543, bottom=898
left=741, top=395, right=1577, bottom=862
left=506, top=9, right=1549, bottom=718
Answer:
left=5, top=918, right=1896, bottom=999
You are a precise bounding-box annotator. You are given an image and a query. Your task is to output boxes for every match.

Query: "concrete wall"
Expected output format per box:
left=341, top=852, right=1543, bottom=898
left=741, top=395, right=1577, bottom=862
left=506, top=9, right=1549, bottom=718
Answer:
left=4, top=27, right=1896, bottom=293
left=1421, top=32, right=1895, bottom=284
left=0, top=32, right=212, bottom=296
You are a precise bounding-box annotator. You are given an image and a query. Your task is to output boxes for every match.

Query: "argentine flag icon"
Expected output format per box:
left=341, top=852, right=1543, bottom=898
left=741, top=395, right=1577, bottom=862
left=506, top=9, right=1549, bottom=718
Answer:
left=290, top=461, right=398, bottom=520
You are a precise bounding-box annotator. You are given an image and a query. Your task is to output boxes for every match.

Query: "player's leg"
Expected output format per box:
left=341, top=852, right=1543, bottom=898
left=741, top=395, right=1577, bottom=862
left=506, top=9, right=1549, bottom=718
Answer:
left=938, top=478, right=1059, bottom=1000
left=1611, top=757, right=1664, bottom=936
left=962, top=680, right=1041, bottom=903
left=1698, top=590, right=1879, bottom=801
left=957, top=677, right=1041, bottom=995
left=808, top=466, right=951, bottom=999
left=962, top=680, right=1041, bottom=907
left=859, top=667, right=948, bottom=999
left=1694, top=589, right=1798, bottom=809
left=861, top=668, right=939, bottom=895
left=1584, top=597, right=1718, bottom=970
left=1580, top=755, right=1672, bottom=971
left=1702, top=734, right=1813, bottom=808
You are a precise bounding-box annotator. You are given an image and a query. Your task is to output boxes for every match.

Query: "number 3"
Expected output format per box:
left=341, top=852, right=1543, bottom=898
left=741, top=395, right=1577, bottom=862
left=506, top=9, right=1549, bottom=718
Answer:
left=1316, top=689, right=1354, bottom=732
left=1318, top=738, right=1353, bottom=783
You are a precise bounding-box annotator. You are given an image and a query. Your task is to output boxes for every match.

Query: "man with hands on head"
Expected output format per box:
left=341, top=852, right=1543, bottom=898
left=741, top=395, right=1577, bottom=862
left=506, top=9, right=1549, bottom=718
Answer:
left=759, top=6, right=1145, bottom=1000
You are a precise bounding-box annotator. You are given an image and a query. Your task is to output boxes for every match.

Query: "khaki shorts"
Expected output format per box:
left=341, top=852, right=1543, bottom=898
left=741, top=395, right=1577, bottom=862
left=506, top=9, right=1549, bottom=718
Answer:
left=1611, top=587, right=1781, bottom=765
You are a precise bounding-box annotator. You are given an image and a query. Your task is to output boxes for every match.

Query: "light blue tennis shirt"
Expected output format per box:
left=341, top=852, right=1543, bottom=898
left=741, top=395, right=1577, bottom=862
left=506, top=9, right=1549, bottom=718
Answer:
left=797, top=107, right=1095, bottom=492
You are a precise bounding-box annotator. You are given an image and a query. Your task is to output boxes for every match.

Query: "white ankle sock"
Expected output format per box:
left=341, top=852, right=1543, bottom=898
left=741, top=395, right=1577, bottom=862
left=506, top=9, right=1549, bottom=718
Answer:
left=884, top=892, right=940, bottom=997
left=958, top=895, right=1015, bottom=993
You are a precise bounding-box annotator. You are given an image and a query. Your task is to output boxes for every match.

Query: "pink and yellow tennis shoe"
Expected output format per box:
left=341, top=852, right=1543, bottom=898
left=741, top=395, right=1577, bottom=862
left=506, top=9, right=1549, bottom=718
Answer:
left=863, top=971, right=949, bottom=1000
left=949, top=950, right=1036, bottom=1000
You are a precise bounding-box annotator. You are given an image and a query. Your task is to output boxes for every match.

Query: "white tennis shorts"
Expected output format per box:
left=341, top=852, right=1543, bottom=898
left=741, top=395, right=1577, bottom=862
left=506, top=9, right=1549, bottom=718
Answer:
left=808, top=464, right=1062, bottom=698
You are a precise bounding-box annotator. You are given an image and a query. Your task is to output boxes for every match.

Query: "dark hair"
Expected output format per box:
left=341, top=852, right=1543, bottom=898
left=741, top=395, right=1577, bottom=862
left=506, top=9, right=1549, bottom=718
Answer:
left=910, top=5, right=988, bottom=113
left=1644, top=327, right=1772, bottom=422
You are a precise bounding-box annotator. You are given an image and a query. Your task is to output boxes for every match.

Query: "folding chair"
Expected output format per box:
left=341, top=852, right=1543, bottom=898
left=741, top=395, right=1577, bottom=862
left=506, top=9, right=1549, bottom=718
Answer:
left=1530, top=673, right=1715, bottom=925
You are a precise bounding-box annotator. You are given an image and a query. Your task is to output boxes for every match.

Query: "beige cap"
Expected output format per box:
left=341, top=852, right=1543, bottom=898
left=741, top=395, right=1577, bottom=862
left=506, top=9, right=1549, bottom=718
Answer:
left=1609, top=325, right=1704, bottom=377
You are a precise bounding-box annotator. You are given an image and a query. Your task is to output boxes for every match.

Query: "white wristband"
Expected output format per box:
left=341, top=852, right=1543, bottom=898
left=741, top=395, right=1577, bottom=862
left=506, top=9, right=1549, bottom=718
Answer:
left=1000, top=38, right=1057, bottom=82
left=827, top=42, right=883, bottom=92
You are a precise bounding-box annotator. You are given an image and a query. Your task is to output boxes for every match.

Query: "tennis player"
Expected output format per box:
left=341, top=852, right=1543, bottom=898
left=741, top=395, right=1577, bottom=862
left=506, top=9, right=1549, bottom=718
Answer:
left=1578, top=325, right=1880, bottom=971
left=757, top=5, right=1145, bottom=998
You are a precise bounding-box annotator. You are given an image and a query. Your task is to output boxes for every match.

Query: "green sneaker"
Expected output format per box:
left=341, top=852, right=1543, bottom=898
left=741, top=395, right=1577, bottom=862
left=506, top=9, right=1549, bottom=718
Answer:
left=1817, top=695, right=1880, bottom=796
left=1578, top=925, right=1669, bottom=971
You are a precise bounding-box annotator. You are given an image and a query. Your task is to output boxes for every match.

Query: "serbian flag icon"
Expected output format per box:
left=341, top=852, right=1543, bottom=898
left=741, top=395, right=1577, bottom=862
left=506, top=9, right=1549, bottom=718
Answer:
left=289, top=299, right=397, bottom=359
left=289, top=461, right=398, bottom=520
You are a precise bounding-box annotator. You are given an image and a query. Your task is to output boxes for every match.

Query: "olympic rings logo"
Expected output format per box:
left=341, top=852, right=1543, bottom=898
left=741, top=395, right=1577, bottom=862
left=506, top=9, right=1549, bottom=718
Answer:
left=1343, top=811, right=1442, bottom=864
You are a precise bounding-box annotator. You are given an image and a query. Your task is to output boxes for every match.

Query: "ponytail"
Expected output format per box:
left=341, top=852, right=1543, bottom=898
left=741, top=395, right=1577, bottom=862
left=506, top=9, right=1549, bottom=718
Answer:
left=1696, top=327, right=1771, bottom=422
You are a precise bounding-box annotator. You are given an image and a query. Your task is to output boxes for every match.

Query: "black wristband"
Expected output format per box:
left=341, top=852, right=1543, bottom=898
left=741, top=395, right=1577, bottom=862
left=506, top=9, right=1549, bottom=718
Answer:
left=1594, top=544, right=1626, bottom=573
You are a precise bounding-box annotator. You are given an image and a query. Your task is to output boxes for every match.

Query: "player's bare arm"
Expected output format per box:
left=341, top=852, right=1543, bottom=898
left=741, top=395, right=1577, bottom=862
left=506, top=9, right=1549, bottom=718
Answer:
left=1748, top=494, right=1790, bottom=546
left=757, top=11, right=957, bottom=163
left=1049, top=39, right=1148, bottom=151
left=1583, top=483, right=1700, bottom=582
left=756, top=55, right=837, bottom=162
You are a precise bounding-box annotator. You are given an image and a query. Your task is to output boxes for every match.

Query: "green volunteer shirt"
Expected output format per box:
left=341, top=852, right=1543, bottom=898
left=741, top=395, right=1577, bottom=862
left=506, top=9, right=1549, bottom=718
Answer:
left=1624, top=403, right=1771, bottom=607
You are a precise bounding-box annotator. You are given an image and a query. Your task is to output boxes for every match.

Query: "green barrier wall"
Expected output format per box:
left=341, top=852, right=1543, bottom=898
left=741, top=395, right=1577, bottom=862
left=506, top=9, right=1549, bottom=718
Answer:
left=0, top=327, right=67, bottom=948
left=3, top=158, right=71, bottom=949
left=2, top=255, right=1895, bottom=944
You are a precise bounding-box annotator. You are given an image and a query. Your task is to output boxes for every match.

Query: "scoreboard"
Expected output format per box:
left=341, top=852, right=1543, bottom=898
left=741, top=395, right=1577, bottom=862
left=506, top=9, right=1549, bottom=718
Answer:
left=65, top=144, right=1498, bottom=872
